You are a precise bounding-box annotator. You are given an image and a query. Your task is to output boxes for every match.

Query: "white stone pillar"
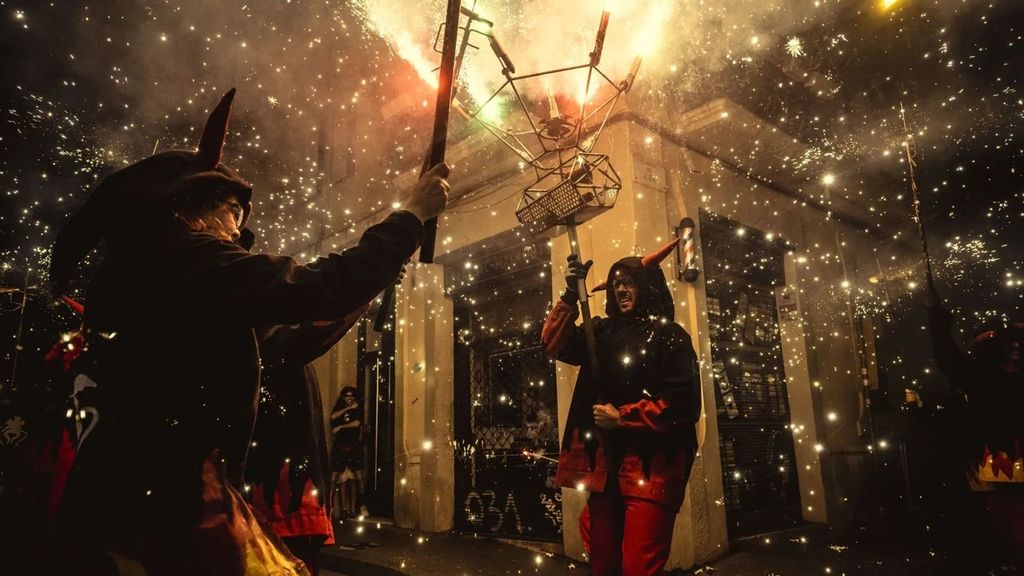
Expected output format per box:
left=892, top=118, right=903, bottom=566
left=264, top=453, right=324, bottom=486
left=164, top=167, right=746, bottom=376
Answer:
left=393, top=263, right=456, bottom=532
left=778, top=253, right=829, bottom=523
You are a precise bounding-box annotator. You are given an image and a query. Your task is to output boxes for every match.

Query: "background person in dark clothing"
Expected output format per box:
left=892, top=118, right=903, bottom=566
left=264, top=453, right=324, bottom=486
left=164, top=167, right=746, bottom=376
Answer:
left=48, top=88, right=450, bottom=575
left=330, top=386, right=365, bottom=519
left=926, top=291, right=1024, bottom=572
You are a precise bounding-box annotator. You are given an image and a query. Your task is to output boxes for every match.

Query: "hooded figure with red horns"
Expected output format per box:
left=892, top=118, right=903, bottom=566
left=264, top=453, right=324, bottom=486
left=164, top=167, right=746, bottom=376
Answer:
left=926, top=293, right=1024, bottom=569
left=48, top=89, right=450, bottom=575
left=542, top=241, right=701, bottom=576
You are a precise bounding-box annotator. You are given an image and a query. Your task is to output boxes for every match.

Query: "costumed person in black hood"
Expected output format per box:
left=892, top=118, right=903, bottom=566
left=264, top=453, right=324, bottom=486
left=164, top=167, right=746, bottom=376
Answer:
left=48, top=89, right=450, bottom=576
left=541, top=241, right=702, bottom=576
left=926, top=290, right=1024, bottom=571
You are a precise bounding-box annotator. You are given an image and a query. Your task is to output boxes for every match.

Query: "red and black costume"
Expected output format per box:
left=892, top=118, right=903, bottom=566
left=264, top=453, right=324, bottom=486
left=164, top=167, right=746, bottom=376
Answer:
left=247, top=312, right=365, bottom=575
left=927, top=303, right=1024, bottom=565
left=542, top=243, right=701, bottom=576
left=48, top=90, right=423, bottom=575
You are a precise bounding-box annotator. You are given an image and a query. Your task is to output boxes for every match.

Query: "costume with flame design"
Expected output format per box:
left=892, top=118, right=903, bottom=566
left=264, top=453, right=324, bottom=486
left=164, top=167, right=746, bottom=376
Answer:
left=927, top=301, right=1024, bottom=565
left=244, top=309, right=369, bottom=574
left=49, top=90, right=425, bottom=576
left=542, top=240, right=701, bottom=576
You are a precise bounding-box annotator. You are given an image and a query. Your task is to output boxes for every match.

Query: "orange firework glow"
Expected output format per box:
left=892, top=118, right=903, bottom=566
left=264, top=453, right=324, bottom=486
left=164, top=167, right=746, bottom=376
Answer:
left=394, top=32, right=440, bottom=89
left=632, top=0, right=672, bottom=57
left=357, top=0, right=670, bottom=112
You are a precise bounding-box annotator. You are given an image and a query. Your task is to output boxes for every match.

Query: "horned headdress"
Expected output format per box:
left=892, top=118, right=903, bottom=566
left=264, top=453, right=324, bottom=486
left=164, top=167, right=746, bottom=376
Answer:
left=589, top=238, right=679, bottom=294
left=50, top=89, right=252, bottom=293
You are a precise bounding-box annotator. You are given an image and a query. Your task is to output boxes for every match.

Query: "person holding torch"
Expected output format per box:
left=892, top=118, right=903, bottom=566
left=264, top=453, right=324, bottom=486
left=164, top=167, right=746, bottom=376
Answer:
left=47, top=89, right=450, bottom=576
left=542, top=241, right=701, bottom=576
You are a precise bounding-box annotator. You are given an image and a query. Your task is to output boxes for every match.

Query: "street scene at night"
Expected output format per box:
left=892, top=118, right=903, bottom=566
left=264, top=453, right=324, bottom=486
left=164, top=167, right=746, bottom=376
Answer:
left=0, top=0, right=1022, bottom=575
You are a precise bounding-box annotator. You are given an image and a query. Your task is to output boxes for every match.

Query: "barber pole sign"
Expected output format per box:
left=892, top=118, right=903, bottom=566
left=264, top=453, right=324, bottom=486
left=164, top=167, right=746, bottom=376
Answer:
left=676, top=217, right=700, bottom=283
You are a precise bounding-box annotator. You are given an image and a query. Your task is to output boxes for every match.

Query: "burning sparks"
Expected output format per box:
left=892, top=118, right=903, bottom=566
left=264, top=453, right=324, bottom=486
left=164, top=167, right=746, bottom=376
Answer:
left=357, top=0, right=671, bottom=115
left=785, top=36, right=805, bottom=58
left=2, top=2, right=1023, bottom=571
left=630, top=0, right=673, bottom=58
left=394, top=32, right=440, bottom=89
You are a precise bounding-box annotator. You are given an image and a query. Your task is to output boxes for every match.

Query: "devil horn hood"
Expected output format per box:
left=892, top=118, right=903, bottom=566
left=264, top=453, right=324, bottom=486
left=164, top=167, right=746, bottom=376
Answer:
left=196, top=88, right=236, bottom=169
left=601, top=239, right=678, bottom=320
left=641, top=238, right=679, bottom=269
left=50, top=89, right=249, bottom=295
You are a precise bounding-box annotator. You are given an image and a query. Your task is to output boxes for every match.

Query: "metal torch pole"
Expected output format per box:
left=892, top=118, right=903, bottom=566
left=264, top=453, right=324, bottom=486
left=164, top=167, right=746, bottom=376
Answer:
left=419, top=0, right=462, bottom=264
left=566, top=224, right=602, bottom=403
left=900, top=103, right=936, bottom=295
left=374, top=0, right=461, bottom=332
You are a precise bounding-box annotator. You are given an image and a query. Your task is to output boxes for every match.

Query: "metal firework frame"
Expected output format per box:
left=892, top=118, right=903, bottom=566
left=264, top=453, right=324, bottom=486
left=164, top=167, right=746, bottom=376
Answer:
left=455, top=10, right=640, bottom=237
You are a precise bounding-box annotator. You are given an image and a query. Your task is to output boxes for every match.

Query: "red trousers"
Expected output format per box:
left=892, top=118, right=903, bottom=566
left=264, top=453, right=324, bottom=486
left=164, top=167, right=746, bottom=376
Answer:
left=984, top=487, right=1024, bottom=566
left=584, top=488, right=677, bottom=576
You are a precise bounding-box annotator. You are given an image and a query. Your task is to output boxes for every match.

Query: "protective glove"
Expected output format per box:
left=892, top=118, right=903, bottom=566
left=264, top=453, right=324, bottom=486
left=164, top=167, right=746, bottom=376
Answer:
left=561, top=254, right=593, bottom=305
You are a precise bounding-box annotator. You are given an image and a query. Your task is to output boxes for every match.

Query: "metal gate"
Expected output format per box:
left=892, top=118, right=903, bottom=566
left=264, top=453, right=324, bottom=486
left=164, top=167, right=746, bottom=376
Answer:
left=448, top=233, right=562, bottom=541
left=358, top=319, right=395, bottom=518
left=700, top=210, right=803, bottom=538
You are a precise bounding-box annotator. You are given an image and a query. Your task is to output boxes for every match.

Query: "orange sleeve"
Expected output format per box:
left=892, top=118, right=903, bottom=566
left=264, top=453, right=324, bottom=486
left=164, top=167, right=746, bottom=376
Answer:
left=541, top=300, right=583, bottom=363
left=617, top=398, right=679, bottom=433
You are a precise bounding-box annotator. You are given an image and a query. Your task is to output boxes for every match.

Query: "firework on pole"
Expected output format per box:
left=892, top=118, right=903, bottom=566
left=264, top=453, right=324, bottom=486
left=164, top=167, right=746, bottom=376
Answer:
left=899, top=103, right=937, bottom=297
left=458, top=11, right=644, bottom=401
left=374, top=0, right=463, bottom=332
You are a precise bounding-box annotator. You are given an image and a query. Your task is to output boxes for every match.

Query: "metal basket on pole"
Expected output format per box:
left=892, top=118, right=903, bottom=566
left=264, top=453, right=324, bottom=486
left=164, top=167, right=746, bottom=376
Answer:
left=459, top=10, right=643, bottom=399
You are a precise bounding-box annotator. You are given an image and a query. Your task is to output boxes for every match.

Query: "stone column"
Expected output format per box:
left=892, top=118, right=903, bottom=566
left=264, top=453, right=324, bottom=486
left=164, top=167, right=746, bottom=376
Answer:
left=392, top=263, right=456, bottom=532
left=779, top=254, right=829, bottom=524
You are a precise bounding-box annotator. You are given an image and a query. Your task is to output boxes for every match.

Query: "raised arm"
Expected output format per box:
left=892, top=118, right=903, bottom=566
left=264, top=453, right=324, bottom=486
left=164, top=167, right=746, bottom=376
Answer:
left=258, top=304, right=370, bottom=366
left=541, top=254, right=596, bottom=364
left=172, top=212, right=419, bottom=326
left=170, top=163, right=449, bottom=326
left=541, top=299, right=591, bottom=365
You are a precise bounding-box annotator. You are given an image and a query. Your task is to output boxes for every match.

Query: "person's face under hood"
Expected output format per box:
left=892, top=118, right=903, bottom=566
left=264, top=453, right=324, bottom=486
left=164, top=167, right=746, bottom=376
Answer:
left=191, top=193, right=247, bottom=243
left=612, top=270, right=639, bottom=315
left=603, top=256, right=674, bottom=320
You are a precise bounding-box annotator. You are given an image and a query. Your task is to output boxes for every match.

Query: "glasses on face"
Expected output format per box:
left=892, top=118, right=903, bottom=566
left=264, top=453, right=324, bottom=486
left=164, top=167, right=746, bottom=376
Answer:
left=612, top=277, right=636, bottom=289
left=221, top=201, right=245, bottom=227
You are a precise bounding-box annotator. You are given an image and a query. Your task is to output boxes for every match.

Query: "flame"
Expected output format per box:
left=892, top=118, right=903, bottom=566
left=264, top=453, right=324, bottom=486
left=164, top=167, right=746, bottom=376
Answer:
left=358, top=0, right=495, bottom=115
left=394, top=32, right=439, bottom=89
left=356, top=1, right=671, bottom=122
left=357, top=0, right=443, bottom=90
left=632, top=0, right=672, bottom=57
left=576, top=79, right=598, bottom=108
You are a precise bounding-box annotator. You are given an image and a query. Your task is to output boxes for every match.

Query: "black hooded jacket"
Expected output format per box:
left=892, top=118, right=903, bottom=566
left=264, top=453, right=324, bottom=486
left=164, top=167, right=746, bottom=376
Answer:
left=60, top=210, right=422, bottom=556
left=545, top=255, right=701, bottom=507
left=927, top=305, right=1024, bottom=482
